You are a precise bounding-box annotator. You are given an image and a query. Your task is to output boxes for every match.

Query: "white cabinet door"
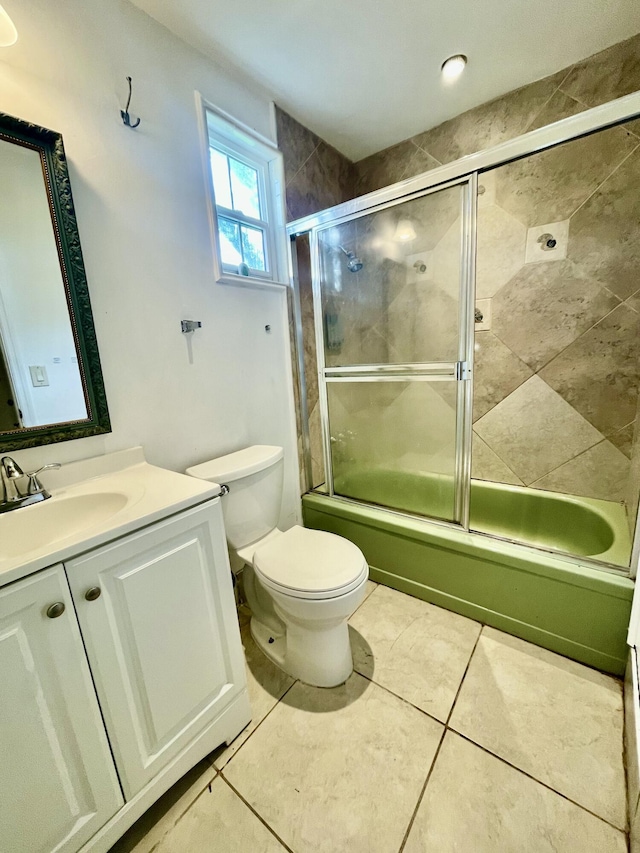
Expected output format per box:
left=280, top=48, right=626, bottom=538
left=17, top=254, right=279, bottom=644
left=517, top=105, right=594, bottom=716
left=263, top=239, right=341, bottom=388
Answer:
left=66, top=500, right=247, bottom=799
left=0, top=566, right=123, bottom=853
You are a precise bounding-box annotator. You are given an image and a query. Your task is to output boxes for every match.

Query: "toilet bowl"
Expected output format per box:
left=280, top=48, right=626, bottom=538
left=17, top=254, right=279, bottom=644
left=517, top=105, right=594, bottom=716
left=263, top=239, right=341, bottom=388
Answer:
left=187, top=446, right=368, bottom=687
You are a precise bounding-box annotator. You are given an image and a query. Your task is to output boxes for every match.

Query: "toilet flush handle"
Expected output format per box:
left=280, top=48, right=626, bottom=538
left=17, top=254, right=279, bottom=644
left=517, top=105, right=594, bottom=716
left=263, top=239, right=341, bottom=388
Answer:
left=215, top=484, right=230, bottom=498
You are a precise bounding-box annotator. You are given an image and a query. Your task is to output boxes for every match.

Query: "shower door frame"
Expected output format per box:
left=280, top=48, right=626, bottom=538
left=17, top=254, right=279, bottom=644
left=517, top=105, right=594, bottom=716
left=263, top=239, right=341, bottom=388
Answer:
left=287, top=89, right=640, bottom=574
left=308, top=174, right=477, bottom=528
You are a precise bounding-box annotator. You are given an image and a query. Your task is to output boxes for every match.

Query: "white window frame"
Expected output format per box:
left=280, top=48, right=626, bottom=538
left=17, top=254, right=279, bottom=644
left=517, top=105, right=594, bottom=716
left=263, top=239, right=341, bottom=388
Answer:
left=196, top=94, right=288, bottom=291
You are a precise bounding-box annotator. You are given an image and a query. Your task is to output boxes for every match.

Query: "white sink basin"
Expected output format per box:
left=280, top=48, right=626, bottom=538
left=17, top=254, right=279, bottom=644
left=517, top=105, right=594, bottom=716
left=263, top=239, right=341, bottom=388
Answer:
left=0, top=492, right=129, bottom=560
left=0, top=448, right=221, bottom=587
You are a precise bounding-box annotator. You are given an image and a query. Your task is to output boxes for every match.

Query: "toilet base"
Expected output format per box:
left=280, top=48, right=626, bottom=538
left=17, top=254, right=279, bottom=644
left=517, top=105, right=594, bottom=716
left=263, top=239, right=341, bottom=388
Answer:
left=250, top=618, right=286, bottom=671
left=251, top=612, right=354, bottom=688
left=249, top=576, right=366, bottom=688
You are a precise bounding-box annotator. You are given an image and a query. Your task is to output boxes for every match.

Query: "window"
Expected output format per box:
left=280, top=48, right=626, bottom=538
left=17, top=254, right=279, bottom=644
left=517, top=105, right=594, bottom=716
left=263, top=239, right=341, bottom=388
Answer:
left=200, top=100, right=287, bottom=287
left=210, top=146, right=268, bottom=274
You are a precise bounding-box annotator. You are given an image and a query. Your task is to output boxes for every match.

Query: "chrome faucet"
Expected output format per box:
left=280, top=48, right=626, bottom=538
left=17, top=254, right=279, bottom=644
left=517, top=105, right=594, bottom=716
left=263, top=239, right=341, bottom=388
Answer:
left=0, top=456, right=61, bottom=513
left=1, top=456, right=24, bottom=503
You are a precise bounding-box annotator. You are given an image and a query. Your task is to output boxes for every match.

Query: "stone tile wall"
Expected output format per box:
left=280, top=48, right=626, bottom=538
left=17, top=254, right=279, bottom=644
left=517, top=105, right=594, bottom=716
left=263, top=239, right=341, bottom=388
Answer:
left=471, top=134, right=640, bottom=511
left=275, top=107, right=356, bottom=489
left=279, top=34, right=640, bottom=534
left=354, top=34, right=640, bottom=196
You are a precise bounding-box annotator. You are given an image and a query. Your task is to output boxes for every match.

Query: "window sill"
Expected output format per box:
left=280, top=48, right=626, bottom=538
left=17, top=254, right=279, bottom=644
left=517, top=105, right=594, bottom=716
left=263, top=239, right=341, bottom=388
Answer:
left=216, top=272, right=289, bottom=292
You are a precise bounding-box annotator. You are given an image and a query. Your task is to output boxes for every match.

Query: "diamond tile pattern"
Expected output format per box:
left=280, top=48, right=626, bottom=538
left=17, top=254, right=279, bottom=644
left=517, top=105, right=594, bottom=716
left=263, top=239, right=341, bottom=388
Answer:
left=567, top=147, right=640, bottom=301
left=560, top=32, right=640, bottom=111
left=283, top=37, right=640, bottom=511
left=539, top=303, right=640, bottom=436
left=471, top=432, right=523, bottom=486
left=531, top=440, right=630, bottom=502
left=491, top=259, right=620, bottom=372
left=495, top=122, right=637, bottom=228
left=473, top=330, right=533, bottom=421
left=474, top=376, right=603, bottom=485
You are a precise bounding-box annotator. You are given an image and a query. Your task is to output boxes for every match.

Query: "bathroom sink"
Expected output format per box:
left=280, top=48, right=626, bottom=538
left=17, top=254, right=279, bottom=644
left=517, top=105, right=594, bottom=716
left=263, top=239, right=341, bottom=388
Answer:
left=0, top=492, right=130, bottom=560
left=0, top=447, right=222, bottom=586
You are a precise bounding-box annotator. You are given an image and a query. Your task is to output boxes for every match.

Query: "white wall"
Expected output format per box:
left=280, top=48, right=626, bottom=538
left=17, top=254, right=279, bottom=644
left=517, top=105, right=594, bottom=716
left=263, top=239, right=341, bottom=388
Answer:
left=0, top=0, right=300, bottom=527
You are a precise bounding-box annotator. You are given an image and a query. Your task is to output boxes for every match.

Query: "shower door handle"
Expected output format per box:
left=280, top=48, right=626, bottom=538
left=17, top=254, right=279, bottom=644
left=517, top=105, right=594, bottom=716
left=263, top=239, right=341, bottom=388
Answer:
left=455, top=361, right=471, bottom=380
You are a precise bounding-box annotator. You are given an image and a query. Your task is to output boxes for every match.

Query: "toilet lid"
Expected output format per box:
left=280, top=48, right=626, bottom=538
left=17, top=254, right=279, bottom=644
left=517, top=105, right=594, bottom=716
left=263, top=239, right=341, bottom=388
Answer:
left=253, top=526, right=367, bottom=597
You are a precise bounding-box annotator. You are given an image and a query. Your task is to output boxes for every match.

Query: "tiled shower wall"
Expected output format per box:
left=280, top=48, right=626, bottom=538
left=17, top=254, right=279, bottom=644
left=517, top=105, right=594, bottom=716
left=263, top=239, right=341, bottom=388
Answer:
left=275, top=106, right=356, bottom=488
left=471, top=140, right=640, bottom=505
left=278, top=33, right=640, bottom=522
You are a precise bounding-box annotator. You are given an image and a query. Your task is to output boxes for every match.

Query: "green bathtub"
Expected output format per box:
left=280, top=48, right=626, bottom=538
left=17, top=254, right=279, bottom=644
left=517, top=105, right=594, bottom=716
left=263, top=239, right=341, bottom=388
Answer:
left=302, top=469, right=634, bottom=675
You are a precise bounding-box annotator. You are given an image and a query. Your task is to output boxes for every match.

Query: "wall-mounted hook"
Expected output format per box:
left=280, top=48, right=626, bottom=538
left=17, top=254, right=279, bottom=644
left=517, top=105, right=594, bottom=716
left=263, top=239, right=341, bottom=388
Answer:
left=120, top=76, right=141, bottom=129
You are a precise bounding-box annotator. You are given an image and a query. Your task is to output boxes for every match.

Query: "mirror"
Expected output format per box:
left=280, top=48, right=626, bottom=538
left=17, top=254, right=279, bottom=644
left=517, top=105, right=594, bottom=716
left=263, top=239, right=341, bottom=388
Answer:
left=0, top=112, right=110, bottom=449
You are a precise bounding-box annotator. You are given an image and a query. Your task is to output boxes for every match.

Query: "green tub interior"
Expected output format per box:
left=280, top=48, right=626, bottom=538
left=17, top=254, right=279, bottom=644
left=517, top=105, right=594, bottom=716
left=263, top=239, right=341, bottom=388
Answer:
left=333, top=468, right=631, bottom=568
left=304, top=468, right=634, bottom=675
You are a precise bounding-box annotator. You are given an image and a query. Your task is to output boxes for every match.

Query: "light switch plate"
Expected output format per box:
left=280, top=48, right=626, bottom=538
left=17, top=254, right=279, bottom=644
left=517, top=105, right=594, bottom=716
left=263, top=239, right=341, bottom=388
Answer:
left=29, top=365, right=49, bottom=387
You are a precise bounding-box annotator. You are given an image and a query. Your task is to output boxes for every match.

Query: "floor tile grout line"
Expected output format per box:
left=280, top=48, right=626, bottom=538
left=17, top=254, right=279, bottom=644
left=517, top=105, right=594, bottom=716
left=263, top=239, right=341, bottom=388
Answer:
left=351, top=665, right=449, bottom=727
left=214, top=678, right=299, bottom=771
left=449, top=728, right=628, bottom=835
left=129, top=764, right=221, bottom=852
left=133, top=766, right=220, bottom=853
left=170, top=769, right=221, bottom=828
left=349, top=623, right=485, bottom=730
left=444, top=625, right=484, bottom=727
left=397, top=728, right=447, bottom=853
left=218, top=772, right=296, bottom=853
left=349, top=580, right=379, bottom=619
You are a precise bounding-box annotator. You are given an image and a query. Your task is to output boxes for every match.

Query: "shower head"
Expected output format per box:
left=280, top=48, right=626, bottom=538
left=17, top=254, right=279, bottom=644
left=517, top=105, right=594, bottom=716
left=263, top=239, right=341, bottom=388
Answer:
left=338, top=245, right=364, bottom=273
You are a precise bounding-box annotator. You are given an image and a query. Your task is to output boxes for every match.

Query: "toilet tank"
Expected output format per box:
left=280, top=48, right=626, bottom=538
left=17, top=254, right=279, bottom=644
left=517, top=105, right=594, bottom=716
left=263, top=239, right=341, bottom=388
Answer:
left=186, top=446, right=284, bottom=549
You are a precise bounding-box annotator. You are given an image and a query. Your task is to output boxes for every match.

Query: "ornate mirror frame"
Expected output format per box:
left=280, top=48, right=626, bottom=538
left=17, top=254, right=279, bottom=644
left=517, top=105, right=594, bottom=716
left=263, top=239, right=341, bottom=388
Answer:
left=0, top=112, right=110, bottom=450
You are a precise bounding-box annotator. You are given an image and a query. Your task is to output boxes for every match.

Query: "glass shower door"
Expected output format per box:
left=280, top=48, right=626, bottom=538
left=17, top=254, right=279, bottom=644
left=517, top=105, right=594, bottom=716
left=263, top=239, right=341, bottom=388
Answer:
left=312, top=177, right=475, bottom=525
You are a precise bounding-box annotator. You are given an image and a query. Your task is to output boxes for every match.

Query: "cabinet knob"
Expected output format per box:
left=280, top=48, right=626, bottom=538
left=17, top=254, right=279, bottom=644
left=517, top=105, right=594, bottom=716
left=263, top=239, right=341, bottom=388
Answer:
left=46, top=602, right=65, bottom=618
left=85, top=587, right=101, bottom=602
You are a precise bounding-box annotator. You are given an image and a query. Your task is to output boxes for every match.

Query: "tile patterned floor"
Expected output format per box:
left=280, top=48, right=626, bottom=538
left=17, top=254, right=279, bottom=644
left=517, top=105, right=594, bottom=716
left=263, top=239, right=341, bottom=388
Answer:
left=110, top=582, right=627, bottom=853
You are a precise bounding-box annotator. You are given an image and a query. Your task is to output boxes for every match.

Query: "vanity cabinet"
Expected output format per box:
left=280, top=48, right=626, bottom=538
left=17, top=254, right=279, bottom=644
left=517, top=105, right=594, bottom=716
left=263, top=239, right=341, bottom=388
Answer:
left=1, top=497, right=250, bottom=853
left=66, top=502, right=247, bottom=799
left=0, top=566, right=123, bottom=853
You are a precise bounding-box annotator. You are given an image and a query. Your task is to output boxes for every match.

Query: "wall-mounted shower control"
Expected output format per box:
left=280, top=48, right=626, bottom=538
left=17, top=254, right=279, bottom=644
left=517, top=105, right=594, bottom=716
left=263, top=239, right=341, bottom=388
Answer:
left=525, top=220, right=569, bottom=264
left=537, top=233, right=557, bottom=250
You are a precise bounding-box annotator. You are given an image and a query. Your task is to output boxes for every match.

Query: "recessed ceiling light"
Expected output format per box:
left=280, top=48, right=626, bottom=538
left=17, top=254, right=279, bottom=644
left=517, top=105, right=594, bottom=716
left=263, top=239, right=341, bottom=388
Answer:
left=441, top=54, right=467, bottom=81
left=0, top=4, right=17, bottom=47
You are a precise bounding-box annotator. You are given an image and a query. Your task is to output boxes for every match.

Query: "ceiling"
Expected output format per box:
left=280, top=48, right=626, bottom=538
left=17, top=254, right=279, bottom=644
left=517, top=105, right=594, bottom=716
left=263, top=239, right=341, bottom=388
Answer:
left=130, top=0, right=640, bottom=161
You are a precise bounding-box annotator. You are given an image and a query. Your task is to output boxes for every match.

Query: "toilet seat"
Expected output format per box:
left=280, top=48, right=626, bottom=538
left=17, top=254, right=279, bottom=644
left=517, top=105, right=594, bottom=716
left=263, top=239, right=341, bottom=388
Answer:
left=253, top=525, right=368, bottom=600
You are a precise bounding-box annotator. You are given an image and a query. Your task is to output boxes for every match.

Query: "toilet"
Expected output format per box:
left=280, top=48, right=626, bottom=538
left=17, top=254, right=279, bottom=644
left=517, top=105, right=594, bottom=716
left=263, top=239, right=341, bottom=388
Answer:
left=187, top=445, right=368, bottom=687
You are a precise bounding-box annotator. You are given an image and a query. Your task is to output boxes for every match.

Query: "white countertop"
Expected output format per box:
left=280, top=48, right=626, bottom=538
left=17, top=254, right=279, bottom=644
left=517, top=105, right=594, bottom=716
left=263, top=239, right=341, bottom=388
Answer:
left=0, top=447, right=221, bottom=588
